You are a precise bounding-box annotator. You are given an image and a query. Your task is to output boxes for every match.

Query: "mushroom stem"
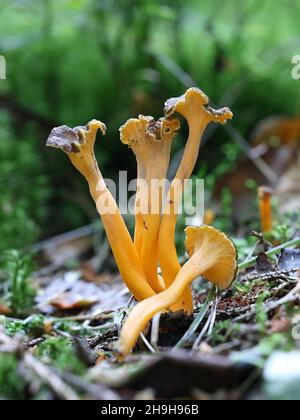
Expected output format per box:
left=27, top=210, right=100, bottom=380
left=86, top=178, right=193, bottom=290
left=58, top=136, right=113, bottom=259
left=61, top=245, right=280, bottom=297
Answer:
left=204, top=209, right=216, bottom=225
left=158, top=88, right=233, bottom=313
left=47, top=120, right=156, bottom=302
left=118, top=261, right=205, bottom=357
left=118, top=226, right=237, bottom=358
left=120, top=116, right=180, bottom=293
left=159, top=121, right=209, bottom=312
left=258, top=186, right=273, bottom=233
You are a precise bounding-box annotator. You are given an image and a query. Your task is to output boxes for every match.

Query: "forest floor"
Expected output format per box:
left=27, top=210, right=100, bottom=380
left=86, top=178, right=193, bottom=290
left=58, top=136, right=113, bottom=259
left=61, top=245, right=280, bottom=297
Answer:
left=0, top=225, right=300, bottom=400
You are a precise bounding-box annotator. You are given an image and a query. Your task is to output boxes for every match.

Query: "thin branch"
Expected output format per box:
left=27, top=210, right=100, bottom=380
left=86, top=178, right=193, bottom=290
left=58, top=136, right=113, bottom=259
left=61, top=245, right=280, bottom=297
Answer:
left=24, top=352, right=79, bottom=400
left=140, top=332, right=157, bottom=354
left=234, top=285, right=300, bottom=323
left=174, top=287, right=216, bottom=349
left=151, top=312, right=162, bottom=351
left=192, top=292, right=220, bottom=351
left=0, top=329, right=79, bottom=400
left=238, top=237, right=300, bottom=271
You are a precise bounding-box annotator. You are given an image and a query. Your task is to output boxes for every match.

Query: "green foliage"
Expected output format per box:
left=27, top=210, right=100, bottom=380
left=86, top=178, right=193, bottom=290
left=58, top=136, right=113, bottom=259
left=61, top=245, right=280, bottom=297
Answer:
left=211, top=320, right=242, bottom=345
left=234, top=236, right=257, bottom=264
left=1, top=0, right=299, bottom=244
left=36, top=337, right=85, bottom=375
left=233, top=279, right=254, bottom=294
left=0, top=112, right=49, bottom=250
left=265, top=222, right=292, bottom=244
left=255, top=290, right=271, bottom=333
left=259, top=334, right=294, bottom=357
left=214, top=188, right=234, bottom=232
left=0, top=250, right=36, bottom=317
left=0, top=354, right=26, bottom=400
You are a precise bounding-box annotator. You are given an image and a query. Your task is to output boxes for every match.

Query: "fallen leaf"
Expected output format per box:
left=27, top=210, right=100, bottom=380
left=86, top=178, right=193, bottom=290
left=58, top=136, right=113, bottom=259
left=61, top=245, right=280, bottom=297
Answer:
left=36, top=271, right=129, bottom=314
left=256, top=252, right=275, bottom=273
left=268, top=318, right=291, bottom=335
left=44, top=237, right=91, bottom=266
left=278, top=248, right=300, bottom=272
left=50, top=293, right=97, bottom=310
left=0, top=302, right=12, bottom=316
left=81, top=263, right=112, bottom=284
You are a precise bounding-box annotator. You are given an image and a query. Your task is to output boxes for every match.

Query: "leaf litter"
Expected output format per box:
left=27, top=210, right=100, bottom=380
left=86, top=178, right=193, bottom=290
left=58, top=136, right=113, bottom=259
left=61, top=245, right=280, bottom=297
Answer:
left=0, top=230, right=300, bottom=400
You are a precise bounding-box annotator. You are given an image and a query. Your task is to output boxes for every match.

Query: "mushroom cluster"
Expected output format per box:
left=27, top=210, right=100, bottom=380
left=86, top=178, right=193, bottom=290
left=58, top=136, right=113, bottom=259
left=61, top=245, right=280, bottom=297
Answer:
left=46, top=88, right=238, bottom=358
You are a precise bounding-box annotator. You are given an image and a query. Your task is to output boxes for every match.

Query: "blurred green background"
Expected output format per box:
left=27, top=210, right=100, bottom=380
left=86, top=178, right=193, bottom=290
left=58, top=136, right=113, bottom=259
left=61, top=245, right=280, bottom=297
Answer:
left=0, top=0, right=299, bottom=250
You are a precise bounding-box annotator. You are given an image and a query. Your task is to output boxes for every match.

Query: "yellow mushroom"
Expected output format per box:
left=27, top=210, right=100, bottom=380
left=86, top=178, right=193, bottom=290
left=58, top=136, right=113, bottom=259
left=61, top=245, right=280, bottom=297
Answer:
left=158, top=88, right=233, bottom=313
left=258, top=186, right=273, bottom=233
left=46, top=120, right=155, bottom=301
left=204, top=209, right=216, bottom=225
left=117, top=225, right=238, bottom=358
left=120, top=115, right=180, bottom=293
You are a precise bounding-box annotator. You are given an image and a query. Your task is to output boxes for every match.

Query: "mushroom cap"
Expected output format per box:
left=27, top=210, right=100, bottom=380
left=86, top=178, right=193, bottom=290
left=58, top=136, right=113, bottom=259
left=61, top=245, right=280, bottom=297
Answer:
left=164, top=87, right=233, bottom=124
left=185, top=225, right=238, bottom=290
left=46, top=120, right=106, bottom=154
left=258, top=185, right=273, bottom=200
left=119, top=115, right=180, bottom=147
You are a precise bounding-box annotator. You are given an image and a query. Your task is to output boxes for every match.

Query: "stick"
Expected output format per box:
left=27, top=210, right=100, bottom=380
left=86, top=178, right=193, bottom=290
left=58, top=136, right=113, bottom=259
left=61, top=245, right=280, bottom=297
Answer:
left=238, top=237, right=300, bottom=271
left=24, top=353, right=79, bottom=400
left=234, top=286, right=300, bottom=322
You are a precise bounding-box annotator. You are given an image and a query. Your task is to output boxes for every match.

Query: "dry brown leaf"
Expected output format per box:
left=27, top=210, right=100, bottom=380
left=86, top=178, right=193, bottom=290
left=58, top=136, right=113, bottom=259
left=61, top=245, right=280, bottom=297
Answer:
left=0, top=303, right=12, bottom=316
left=50, top=293, right=97, bottom=310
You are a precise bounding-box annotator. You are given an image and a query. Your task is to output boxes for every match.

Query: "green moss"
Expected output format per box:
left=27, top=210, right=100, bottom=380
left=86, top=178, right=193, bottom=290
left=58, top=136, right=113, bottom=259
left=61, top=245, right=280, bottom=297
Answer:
left=36, top=337, right=85, bottom=375
left=0, top=354, right=26, bottom=400
left=0, top=250, right=36, bottom=317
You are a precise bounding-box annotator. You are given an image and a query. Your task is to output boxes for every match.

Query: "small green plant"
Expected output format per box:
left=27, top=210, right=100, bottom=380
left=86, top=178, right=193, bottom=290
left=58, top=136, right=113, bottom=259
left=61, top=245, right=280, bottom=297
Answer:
left=211, top=320, right=242, bottom=345
left=0, top=250, right=36, bottom=317
left=0, top=354, right=26, bottom=400
left=265, top=223, right=292, bottom=244
left=36, top=337, right=85, bottom=375
left=0, top=112, right=49, bottom=251
left=255, top=290, right=271, bottom=333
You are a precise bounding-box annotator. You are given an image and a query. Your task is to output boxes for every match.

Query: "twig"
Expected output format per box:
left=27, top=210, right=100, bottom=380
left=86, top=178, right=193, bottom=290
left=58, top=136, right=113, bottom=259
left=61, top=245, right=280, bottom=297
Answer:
left=28, top=224, right=102, bottom=254
left=234, top=286, right=300, bottom=322
left=0, top=328, right=79, bottom=400
left=174, top=287, right=216, bottom=349
left=48, top=311, right=115, bottom=323
left=192, top=311, right=213, bottom=351
left=24, top=352, right=79, bottom=400
left=238, top=237, right=300, bottom=271
left=192, top=292, right=220, bottom=351
left=244, top=240, right=259, bottom=263
left=224, top=124, right=279, bottom=185
left=208, top=296, right=220, bottom=336
left=140, top=333, right=156, bottom=354
left=151, top=313, right=162, bottom=351
left=242, top=268, right=298, bottom=283
left=55, top=370, right=120, bottom=400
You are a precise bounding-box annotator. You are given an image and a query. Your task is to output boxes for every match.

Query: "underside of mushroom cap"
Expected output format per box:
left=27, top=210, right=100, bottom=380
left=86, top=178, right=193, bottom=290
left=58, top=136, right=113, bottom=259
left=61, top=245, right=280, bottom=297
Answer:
left=46, top=120, right=107, bottom=154
left=164, top=87, right=233, bottom=125
left=185, top=225, right=238, bottom=290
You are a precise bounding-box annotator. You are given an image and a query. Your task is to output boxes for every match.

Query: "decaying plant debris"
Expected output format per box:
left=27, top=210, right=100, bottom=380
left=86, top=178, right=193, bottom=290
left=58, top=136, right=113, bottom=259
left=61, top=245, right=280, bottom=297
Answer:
left=0, top=88, right=300, bottom=400
left=0, top=234, right=300, bottom=400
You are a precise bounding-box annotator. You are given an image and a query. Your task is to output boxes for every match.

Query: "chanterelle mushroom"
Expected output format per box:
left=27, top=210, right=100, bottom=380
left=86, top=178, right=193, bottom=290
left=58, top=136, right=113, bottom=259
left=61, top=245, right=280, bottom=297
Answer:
left=120, top=115, right=180, bottom=293
left=117, top=225, right=238, bottom=358
left=258, top=186, right=273, bottom=233
left=158, top=88, right=233, bottom=313
left=47, top=120, right=155, bottom=301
